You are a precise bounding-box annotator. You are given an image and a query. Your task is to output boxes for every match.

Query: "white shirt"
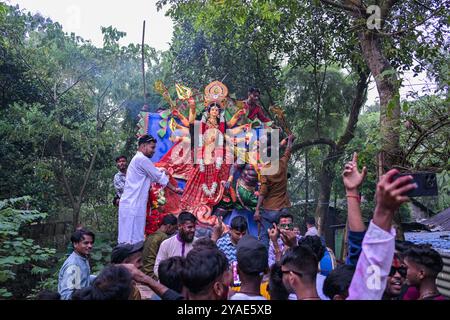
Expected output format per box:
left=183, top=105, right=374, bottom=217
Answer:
left=305, top=226, right=318, bottom=237
left=120, top=151, right=168, bottom=208
left=229, top=293, right=267, bottom=300
left=118, top=151, right=169, bottom=244
left=154, top=235, right=197, bottom=278
left=347, top=220, right=396, bottom=300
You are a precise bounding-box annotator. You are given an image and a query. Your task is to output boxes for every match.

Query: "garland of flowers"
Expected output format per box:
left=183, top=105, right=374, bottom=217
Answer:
left=199, top=109, right=225, bottom=198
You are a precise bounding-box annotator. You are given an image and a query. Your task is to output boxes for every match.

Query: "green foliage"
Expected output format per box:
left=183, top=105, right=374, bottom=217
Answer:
left=0, top=197, right=56, bottom=299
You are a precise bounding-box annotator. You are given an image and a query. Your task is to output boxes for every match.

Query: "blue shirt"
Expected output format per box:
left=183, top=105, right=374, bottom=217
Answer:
left=346, top=230, right=366, bottom=266
left=216, top=233, right=237, bottom=265
left=58, top=251, right=91, bottom=300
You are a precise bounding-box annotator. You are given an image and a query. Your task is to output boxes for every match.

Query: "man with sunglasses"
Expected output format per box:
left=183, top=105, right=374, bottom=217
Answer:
left=383, top=254, right=408, bottom=300
left=267, top=213, right=300, bottom=267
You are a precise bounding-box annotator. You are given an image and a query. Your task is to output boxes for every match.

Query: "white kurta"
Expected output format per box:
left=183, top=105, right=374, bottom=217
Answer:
left=118, top=151, right=169, bottom=244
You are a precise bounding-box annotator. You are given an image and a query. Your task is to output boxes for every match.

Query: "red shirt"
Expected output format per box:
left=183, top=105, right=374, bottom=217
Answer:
left=245, top=101, right=271, bottom=123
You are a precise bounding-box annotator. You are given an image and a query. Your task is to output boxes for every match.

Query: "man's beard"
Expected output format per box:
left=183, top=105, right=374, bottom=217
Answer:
left=180, top=231, right=194, bottom=243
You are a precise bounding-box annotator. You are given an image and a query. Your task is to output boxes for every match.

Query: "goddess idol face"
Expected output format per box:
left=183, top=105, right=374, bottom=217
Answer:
left=209, top=104, right=220, bottom=118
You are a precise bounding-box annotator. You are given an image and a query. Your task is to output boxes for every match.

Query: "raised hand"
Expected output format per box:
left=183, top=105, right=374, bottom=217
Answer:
left=268, top=222, right=279, bottom=243
left=373, top=169, right=417, bottom=231
left=280, top=229, right=297, bottom=248
left=342, top=152, right=367, bottom=192
left=211, top=216, right=224, bottom=242
left=121, top=263, right=146, bottom=282
left=376, top=169, right=416, bottom=213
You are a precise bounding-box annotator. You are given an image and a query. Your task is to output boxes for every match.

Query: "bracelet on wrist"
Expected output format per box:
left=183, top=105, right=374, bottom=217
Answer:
left=346, top=194, right=361, bottom=202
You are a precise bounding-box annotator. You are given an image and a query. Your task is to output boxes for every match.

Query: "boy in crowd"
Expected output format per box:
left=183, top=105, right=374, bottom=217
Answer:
left=58, top=229, right=95, bottom=300
left=110, top=241, right=144, bottom=299
left=281, top=245, right=321, bottom=300
left=156, top=256, right=186, bottom=299
left=72, top=265, right=132, bottom=300
left=181, top=248, right=232, bottom=300
left=142, top=213, right=178, bottom=278
left=268, top=213, right=300, bottom=266
left=230, top=235, right=268, bottom=300
left=297, top=235, right=329, bottom=300
left=215, top=216, right=248, bottom=265
left=403, top=244, right=446, bottom=300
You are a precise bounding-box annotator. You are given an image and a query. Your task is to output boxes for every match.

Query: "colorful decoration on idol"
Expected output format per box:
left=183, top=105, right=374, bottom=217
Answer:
left=153, top=80, right=175, bottom=138
left=175, top=83, right=193, bottom=100
left=204, top=80, right=228, bottom=108
left=145, top=184, right=167, bottom=235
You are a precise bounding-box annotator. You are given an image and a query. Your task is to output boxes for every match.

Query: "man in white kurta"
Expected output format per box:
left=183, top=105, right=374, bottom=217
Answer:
left=118, top=135, right=179, bottom=244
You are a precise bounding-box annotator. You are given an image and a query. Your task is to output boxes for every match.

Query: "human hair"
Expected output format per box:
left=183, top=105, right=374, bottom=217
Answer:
left=305, top=216, right=316, bottom=226
left=158, top=256, right=185, bottom=293
left=178, top=211, right=197, bottom=225
left=162, top=214, right=178, bottom=226
left=248, top=87, right=260, bottom=94
left=323, top=264, right=355, bottom=300
left=181, top=248, right=229, bottom=294
left=268, top=262, right=289, bottom=300
left=193, top=237, right=217, bottom=250
left=35, top=290, right=61, bottom=300
left=298, top=235, right=326, bottom=261
left=138, top=134, right=157, bottom=146
left=278, top=213, right=294, bottom=224
left=404, top=244, right=443, bottom=277
left=395, top=240, right=415, bottom=260
left=230, top=216, right=248, bottom=232
left=70, top=229, right=95, bottom=245
left=71, top=265, right=132, bottom=300
left=280, top=245, right=318, bottom=284
left=115, top=155, right=127, bottom=162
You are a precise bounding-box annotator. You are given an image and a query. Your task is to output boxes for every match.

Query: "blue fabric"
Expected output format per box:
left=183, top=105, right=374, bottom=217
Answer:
left=216, top=233, right=237, bottom=265
left=223, top=209, right=259, bottom=238
left=319, top=249, right=334, bottom=276
left=346, top=230, right=366, bottom=266
left=58, top=252, right=91, bottom=300
left=147, top=113, right=175, bottom=163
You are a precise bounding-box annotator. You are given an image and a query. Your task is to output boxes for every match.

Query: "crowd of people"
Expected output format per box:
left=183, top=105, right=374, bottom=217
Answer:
left=43, top=148, right=446, bottom=301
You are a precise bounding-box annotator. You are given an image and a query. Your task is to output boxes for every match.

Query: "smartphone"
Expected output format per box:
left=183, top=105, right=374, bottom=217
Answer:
left=392, top=172, right=438, bottom=197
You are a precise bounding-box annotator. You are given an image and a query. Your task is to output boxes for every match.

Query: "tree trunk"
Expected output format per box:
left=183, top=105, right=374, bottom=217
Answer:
left=358, top=31, right=401, bottom=170
left=358, top=31, right=404, bottom=239
left=315, top=148, right=337, bottom=241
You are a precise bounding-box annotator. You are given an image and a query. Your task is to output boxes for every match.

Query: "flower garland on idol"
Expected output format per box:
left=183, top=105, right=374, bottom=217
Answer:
left=198, top=107, right=225, bottom=198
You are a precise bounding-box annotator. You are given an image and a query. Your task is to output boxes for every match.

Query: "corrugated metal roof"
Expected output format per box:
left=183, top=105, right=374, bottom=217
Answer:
left=423, top=207, right=450, bottom=231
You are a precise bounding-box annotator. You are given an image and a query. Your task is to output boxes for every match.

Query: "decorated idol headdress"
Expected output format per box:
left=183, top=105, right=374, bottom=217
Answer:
left=204, top=81, right=228, bottom=108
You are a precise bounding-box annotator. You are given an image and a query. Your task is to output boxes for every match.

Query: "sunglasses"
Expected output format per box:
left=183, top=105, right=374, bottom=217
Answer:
left=278, top=223, right=294, bottom=230
left=389, top=266, right=407, bottom=278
